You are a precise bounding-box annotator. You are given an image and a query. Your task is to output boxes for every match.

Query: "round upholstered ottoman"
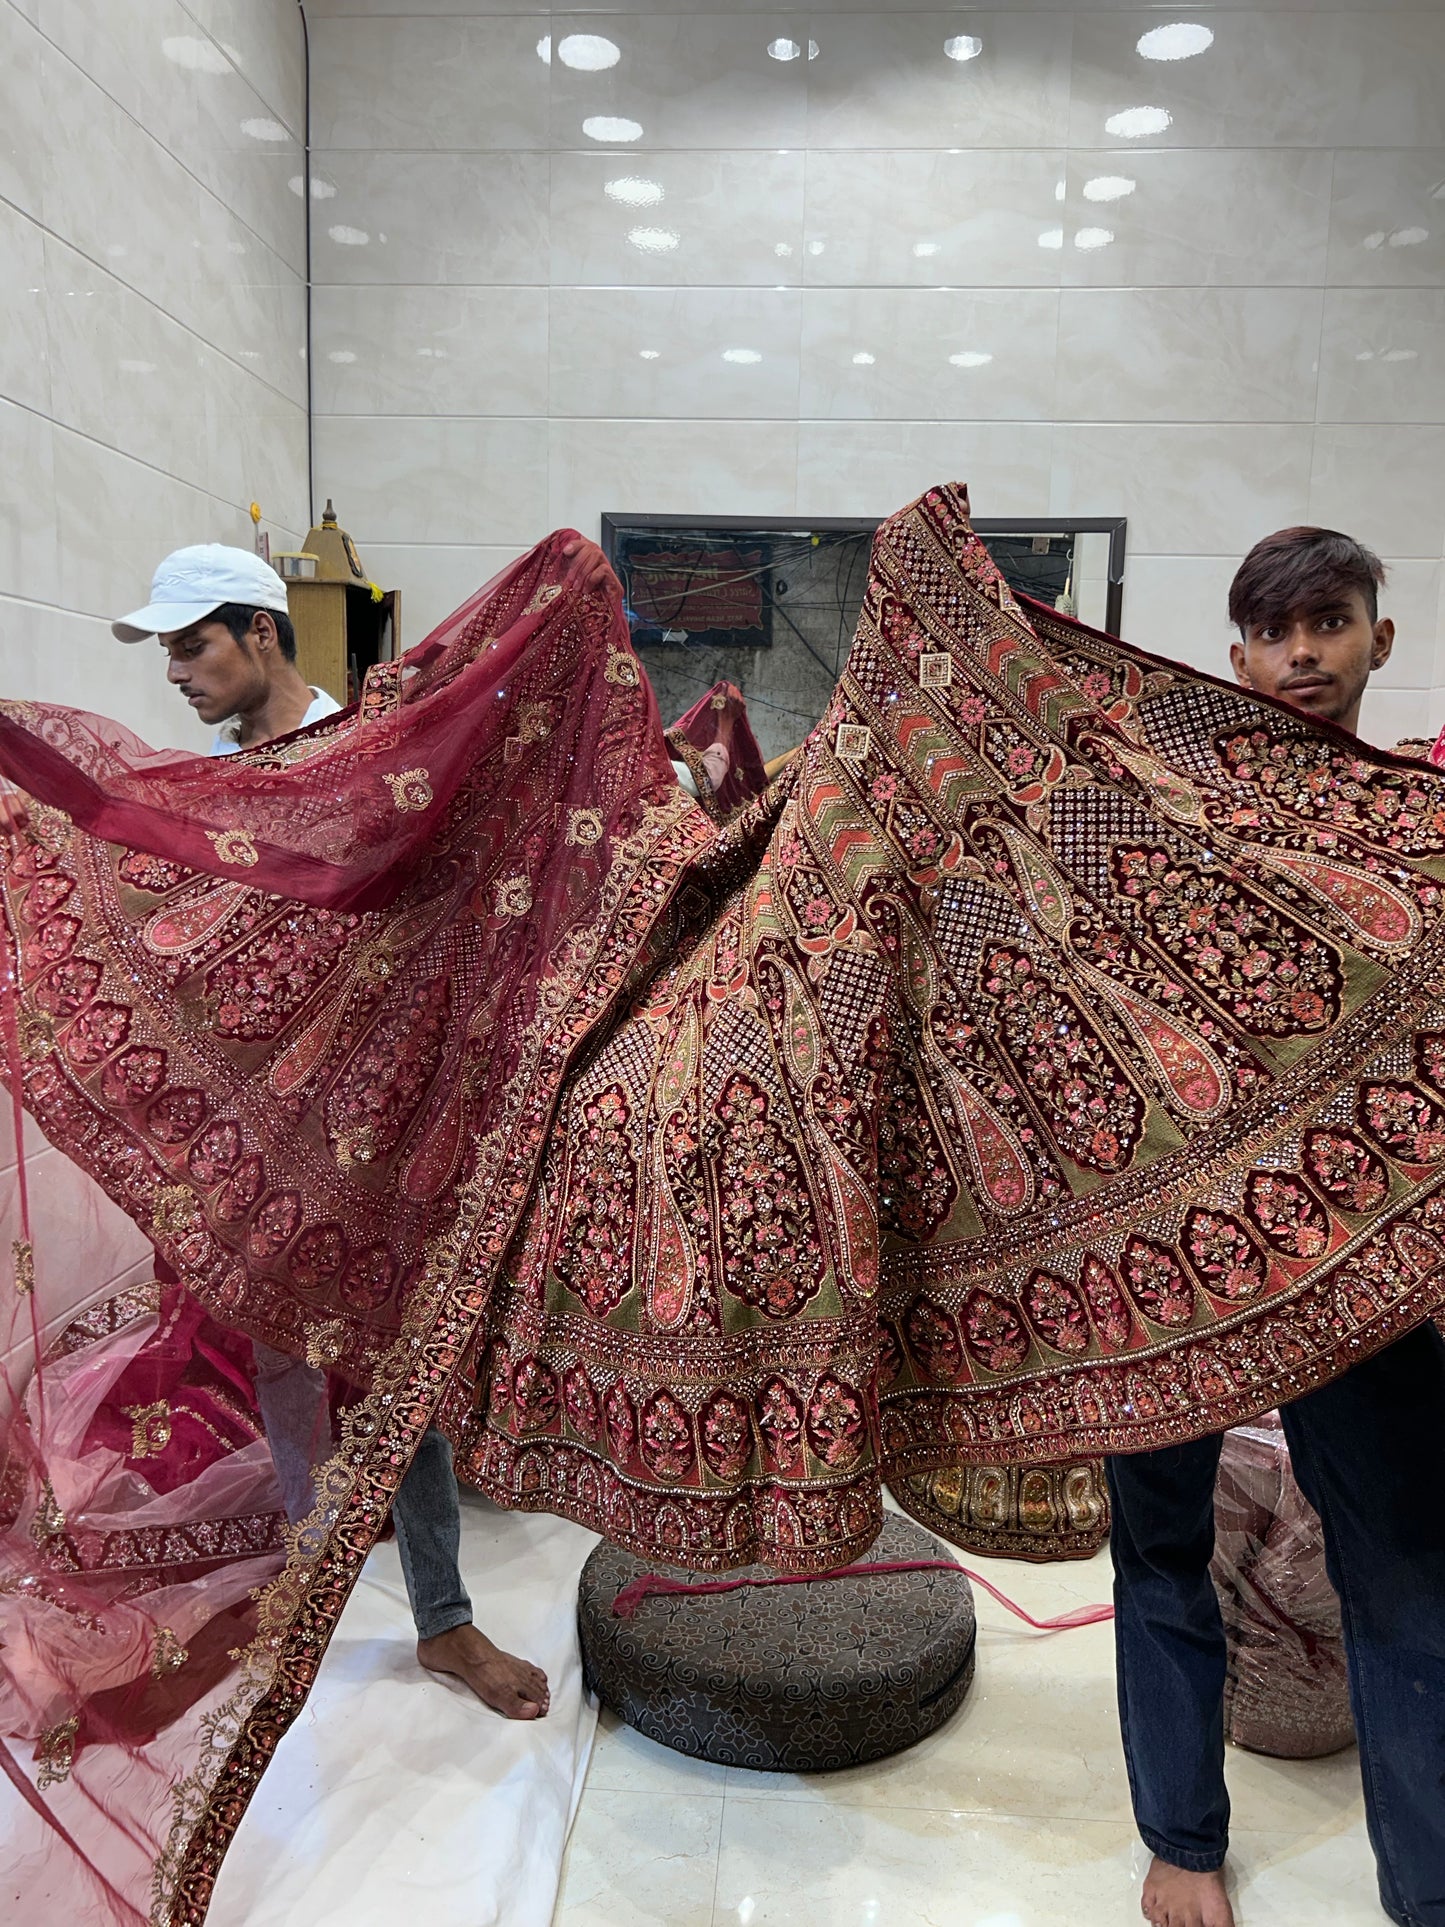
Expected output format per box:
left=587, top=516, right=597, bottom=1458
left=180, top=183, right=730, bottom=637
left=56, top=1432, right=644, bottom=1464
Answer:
left=577, top=1513, right=976, bottom=1771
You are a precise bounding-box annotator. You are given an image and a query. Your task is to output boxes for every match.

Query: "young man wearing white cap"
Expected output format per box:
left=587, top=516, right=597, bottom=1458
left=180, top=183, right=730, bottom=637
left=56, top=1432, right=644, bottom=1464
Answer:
left=111, top=542, right=341, bottom=751
left=1, top=543, right=554, bottom=1720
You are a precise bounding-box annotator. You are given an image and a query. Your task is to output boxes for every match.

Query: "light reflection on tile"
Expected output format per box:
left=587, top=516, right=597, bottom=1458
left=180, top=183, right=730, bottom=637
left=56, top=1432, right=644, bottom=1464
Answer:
left=311, top=285, right=548, bottom=416
left=1318, top=289, right=1445, bottom=423
left=1055, top=287, right=1323, bottom=422
left=310, top=14, right=550, bottom=149
left=797, top=422, right=1054, bottom=521
left=550, top=287, right=801, bottom=419
left=550, top=150, right=805, bottom=287
left=1327, top=149, right=1445, bottom=289
left=310, top=152, right=550, bottom=286
left=1062, top=148, right=1331, bottom=287
left=1308, top=424, right=1445, bottom=559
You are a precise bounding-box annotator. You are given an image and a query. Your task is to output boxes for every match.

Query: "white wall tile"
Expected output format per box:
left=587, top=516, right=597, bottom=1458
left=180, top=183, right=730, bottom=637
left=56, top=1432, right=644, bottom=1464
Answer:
left=806, top=10, right=1073, bottom=151
left=0, top=401, right=59, bottom=608
left=1327, top=150, right=1445, bottom=291
left=1055, top=287, right=1323, bottom=422
left=550, top=286, right=801, bottom=418
left=0, top=595, right=211, bottom=751
left=314, top=415, right=550, bottom=546
left=310, top=152, right=551, bottom=287
left=797, top=422, right=1055, bottom=520
left=548, top=12, right=806, bottom=152
left=312, top=285, right=549, bottom=416
left=803, top=149, right=1066, bottom=289
left=360, top=543, right=527, bottom=647
left=1318, top=288, right=1445, bottom=424
left=1119, top=553, right=1239, bottom=674
left=1370, top=560, right=1444, bottom=688
left=0, top=200, right=50, bottom=417
left=547, top=418, right=798, bottom=538
left=0, top=1, right=48, bottom=219
left=550, top=149, right=806, bottom=288
left=310, top=14, right=551, bottom=150
left=1060, top=148, right=1332, bottom=288
left=801, top=288, right=1059, bottom=420
left=1050, top=423, right=1315, bottom=555
left=1308, top=425, right=1445, bottom=560
left=182, top=0, right=307, bottom=139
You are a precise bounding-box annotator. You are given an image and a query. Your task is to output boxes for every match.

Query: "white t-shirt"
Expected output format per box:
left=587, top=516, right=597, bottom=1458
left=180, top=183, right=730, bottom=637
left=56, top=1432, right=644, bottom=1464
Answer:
left=210, top=687, right=342, bottom=757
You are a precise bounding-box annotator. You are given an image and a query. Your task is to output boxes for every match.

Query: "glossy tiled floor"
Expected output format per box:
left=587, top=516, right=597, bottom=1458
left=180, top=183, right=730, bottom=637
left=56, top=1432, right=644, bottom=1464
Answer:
left=553, top=1543, right=1382, bottom=1927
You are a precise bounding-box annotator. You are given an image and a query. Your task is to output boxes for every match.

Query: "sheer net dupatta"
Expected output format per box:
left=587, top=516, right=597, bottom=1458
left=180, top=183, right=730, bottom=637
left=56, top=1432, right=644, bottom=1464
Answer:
left=665, top=680, right=769, bottom=820
left=0, top=533, right=699, bottom=1925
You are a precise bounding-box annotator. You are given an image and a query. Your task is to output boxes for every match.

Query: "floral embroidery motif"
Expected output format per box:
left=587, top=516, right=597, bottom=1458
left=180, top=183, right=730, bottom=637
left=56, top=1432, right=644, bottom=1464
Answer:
left=553, top=1087, right=637, bottom=1319
left=35, top=1716, right=79, bottom=1790
left=206, top=829, right=259, bottom=868
left=124, top=1400, right=173, bottom=1460
left=1181, top=1209, right=1267, bottom=1304
left=1303, top=1127, right=1390, bottom=1212
left=640, top=1390, right=695, bottom=1481
left=384, top=768, right=434, bottom=813
left=962, top=1288, right=1031, bottom=1372
left=151, top=1627, right=189, bottom=1677
left=1243, top=1170, right=1330, bottom=1259
left=835, top=723, right=872, bottom=763
left=1121, top=1234, right=1196, bottom=1327
left=1358, top=1081, right=1445, bottom=1164
left=604, top=650, right=641, bottom=688
left=1111, top=844, right=1342, bottom=1036
left=1024, top=1269, right=1091, bottom=1355
left=699, top=1392, right=753, bottom=1480
left=981, top=945, right=1143, bottom=1173
left=494, top=876, right=534, bottom=918
left=566, top=808, right=605, bottom=847
left=716, top=1073, right=825, bottom=1319
left=805, top=1373, right=867, bottom=1468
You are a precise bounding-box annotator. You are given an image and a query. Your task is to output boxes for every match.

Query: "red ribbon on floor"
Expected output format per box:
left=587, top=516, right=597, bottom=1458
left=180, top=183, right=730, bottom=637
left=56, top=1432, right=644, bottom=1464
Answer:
left=611, top=1557, right=1114, bottom=1632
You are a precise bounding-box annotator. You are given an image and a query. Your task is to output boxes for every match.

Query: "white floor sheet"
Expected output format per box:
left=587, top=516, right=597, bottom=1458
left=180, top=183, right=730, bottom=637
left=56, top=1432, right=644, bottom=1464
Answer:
left=211, top=1491, right=600, bottom=1927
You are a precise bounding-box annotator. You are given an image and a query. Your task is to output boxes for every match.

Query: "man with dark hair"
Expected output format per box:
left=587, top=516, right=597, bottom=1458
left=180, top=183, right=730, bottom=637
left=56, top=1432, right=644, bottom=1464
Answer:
left=111, top=544, right=342, bottom=751
left=1226, top=526, right=1394, bottom=738
left=1109, top=528, right=1445, bottom=1927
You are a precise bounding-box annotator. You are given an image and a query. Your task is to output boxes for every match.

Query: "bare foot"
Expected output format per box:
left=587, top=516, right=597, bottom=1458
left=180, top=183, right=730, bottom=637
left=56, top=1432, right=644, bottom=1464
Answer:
left=1141, top=1857, right=1234, bottom=1927
left=416, top=1623, right=550, bottom=1720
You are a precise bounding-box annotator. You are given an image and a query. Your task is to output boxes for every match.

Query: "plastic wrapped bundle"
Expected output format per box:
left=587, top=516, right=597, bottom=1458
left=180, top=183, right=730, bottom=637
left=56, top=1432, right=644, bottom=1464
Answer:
left=1211, top=1415, right=1355, bottom=1758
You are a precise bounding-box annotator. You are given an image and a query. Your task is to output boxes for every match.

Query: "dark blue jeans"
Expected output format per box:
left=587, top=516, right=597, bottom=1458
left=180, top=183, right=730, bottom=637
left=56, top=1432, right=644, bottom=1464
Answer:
left=1108, top=1322, right=1445, bottom=1926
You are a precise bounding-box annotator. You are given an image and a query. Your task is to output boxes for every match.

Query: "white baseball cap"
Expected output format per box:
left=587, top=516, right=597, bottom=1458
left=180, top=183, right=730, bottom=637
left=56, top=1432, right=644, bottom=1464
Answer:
left=112, top=543, right=290, bottom=642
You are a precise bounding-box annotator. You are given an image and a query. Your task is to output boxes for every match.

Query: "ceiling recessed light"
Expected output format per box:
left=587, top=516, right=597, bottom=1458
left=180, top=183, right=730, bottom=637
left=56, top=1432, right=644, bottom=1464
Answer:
left=1106, top=106, right=1173, bottom=138
left=768, top=37, right=801, bottom=60
left=536, top=35, right=551, bottom=62
left=944, top=34, right=983, bottom=61
left=1137, top=22, right=1215, bottom=61
left=1037, top=228, right=1064, bottom=250
left=1083, top=175, right=1136, bottom=203
left=1074, top=227, right=1115, bottom=250
left=584, top=116, right=643, bottom=143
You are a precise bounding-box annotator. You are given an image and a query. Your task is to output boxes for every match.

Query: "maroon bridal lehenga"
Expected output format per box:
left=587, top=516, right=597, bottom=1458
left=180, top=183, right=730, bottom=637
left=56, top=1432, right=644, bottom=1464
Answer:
left=4, top=483, right=1445, bottom=1921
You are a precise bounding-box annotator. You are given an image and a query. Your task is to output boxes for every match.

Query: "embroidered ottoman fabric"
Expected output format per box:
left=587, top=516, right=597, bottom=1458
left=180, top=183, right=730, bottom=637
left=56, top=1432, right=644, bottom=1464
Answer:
left=1211, top=1416, right=1354, bottom=1758
left=889, top=1455, right=1110, bottom=1561
left=578, top=1513, right=976, bottom=1771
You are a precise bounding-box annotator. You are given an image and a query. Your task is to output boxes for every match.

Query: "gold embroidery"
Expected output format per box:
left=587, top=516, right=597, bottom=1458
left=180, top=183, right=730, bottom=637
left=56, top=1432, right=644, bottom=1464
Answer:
left=30, top=1479, right=65, bottom=1545
left=566, top=809, right=604, bottom=847
left=151, top=1185, right=196, bottom=1240
left=334, top=1125, right=377, bottom=1169
left=835, top=723, right=872, bottom=763
left=18, top=1009, right=54, bottom=1059
left=151, top=1627, right=189, bottom=1678
left=604, top=650, right=641, bottom=689
left=124, top=1400, right=173, bottom=1460
left=206, top=828, right=259, bottom=867
left=383, top=768, right=434, bottom=814
left=12, top=1239, right=33, bottom=1295
left=36, top=1716, right=79, bottom=1789
left=525, top=583, right=564, bottom=614
left=495, top=876, right=534, bottom=918
left=305, top=1320, right=347, bottom=1370
left=710, top=693, right=729, bottom=711
left=919, top=652, right=954, bottom=690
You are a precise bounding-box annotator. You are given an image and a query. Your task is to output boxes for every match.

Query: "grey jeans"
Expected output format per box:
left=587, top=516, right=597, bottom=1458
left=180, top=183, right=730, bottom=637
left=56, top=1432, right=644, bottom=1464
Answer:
left=253, top=1345, right=469, bottom=1641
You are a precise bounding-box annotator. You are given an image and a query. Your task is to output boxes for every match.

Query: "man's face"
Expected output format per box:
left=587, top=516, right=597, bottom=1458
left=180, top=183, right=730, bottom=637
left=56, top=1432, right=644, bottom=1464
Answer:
left=159, top=616, right=268, bottom=726
left=1229, top=590, right=1393, bottom=731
